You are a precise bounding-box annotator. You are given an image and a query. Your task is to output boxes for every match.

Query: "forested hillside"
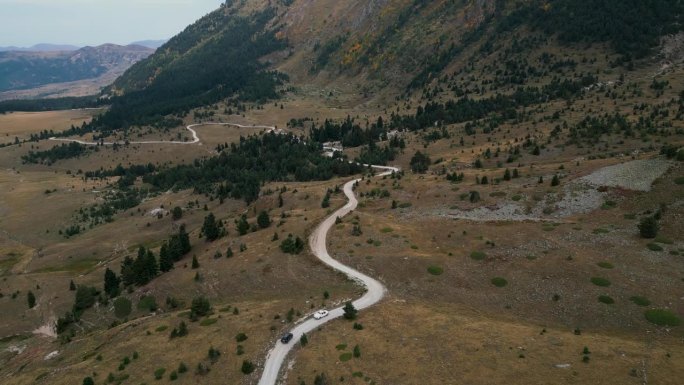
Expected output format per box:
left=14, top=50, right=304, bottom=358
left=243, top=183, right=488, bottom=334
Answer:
left=78, top=0, right=681, bottom=133
left=95, top=6, right=287, bottom=131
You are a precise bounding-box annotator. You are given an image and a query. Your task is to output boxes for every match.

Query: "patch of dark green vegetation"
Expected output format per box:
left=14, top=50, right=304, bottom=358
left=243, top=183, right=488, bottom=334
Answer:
left=629, top=296, right=651, bottom=307
left=21, top=142, right=90, bottom=165
left=598, top=295, right=614, bottom=305
left=596, top=262, right=614, bottom=269
left=427, top=266, right=444, bottom=276
left=144, top=133, right=363, bottom=203
left=646, top=243, right=664, bottom=252
left=644, top=309, right=681, bottom=327
left=491, top=277, right=508, bottom=287
left=500, top=0, right=683, bottom=62
left=0, top=95, right=101, bottom=113
left=590, top=277, right=611, bottom=287
left=470, top=251, right=486, bottom=261
left=311, top=35, right=347, bottom=72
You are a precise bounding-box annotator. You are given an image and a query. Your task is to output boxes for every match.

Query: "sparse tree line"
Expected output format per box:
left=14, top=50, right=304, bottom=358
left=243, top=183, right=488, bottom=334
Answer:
left=55, top=226, right=191, bottom=337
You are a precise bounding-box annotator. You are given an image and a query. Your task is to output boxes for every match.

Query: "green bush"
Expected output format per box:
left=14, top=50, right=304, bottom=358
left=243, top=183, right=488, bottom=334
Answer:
left=190, top=296, right=212, bottom=319
left=491, top=277, right=508, bottom=287
left=644, top=309, right=681, bottom=327
left=235, top=332, right=248, bottom=342
left=674, top=176, right=684, bottom=185
left=598, top=295, right=614, bottom=304
left=646, top=243, right=663, bottom=252
left=638, top=216, right=659, bottom=238
left=280, top=234, right=305, bottom=254
left=427, top=266, right=444, bottom=276
left=596, top=262, right=614, bottom=269
left=470, top=251, right=486, bottom=261
left=137, top=295, right=157, bottom=312
left=339, top=352, right=353, bottom=362
left=241, top=360, right=255, bottom=374
left=154, top=368, right=166, bottom=380
left=590, top=277, right=611, bottom=287
left=629, top=296, right=651, bottom=307
left=114, top=297, right=132, bottom=318
left=200, top=318, right=217, bottom=326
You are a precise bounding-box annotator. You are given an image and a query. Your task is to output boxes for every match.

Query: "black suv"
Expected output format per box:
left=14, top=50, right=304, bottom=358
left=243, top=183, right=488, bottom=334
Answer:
left=280, top=332, right=294, bottom=344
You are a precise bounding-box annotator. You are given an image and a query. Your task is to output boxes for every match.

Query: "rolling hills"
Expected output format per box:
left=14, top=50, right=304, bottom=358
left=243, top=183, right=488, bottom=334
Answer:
left=0, top=44, right=153, bottom=100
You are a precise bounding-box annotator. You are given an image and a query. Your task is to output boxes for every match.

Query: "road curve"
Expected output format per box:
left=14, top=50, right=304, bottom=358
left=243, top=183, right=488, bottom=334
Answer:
left=48, top=122, right=276, bottom=146
left=48, top=120, right=397, bottom=384
left=258, top=164, right=399, bottom=385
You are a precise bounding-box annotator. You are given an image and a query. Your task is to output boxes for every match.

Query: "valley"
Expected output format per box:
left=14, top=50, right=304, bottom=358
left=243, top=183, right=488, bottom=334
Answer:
left=0, top=1, right=683, bottom=385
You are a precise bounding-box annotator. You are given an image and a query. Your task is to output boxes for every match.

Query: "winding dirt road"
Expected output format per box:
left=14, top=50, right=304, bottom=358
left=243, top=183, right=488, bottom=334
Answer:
left=258, top=164, right=398, bottom=385
left=48, top=122, right=276, bottom=145
left=48, top=121, right=397, bottom=384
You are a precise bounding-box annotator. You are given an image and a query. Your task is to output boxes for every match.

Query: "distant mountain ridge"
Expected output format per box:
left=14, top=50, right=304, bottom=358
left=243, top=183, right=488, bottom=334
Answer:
left=0, top=44, right=154, bottom=94
left=0, top=43, right=80, bottom=52
left=129, top=39, right=167, bottom=49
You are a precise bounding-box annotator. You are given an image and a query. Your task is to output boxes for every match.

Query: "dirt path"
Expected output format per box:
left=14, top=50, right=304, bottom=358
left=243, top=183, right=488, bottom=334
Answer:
left=50, top=121, right=398, bottom=384
left=257, top=164, right=399, bottom=385
left=48, top=122, right=277, bottom=146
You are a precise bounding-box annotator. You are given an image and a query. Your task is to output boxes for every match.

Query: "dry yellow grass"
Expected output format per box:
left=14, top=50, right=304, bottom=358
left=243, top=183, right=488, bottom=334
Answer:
left=287, top=301, right=684, bottom=385
left=0, top=110, right=100, bottom=141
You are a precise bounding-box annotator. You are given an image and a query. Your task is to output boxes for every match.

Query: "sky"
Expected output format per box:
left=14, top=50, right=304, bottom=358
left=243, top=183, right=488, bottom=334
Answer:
left=0, top=0, right=223, bottom=47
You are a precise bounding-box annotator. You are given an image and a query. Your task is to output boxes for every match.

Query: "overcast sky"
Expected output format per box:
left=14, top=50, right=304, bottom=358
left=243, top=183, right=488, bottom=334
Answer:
left=0, top=0, right=222, bottom=47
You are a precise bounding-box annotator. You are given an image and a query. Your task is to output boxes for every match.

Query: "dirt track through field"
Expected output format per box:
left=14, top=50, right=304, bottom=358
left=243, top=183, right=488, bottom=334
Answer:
left=48, top=122, right=277, bottom=145
left=258, top=163, right=398, bottom=385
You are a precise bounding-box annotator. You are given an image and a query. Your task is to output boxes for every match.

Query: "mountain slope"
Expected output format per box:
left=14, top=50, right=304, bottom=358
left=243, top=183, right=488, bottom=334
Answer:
left=96, top=0, right=683, bottom=131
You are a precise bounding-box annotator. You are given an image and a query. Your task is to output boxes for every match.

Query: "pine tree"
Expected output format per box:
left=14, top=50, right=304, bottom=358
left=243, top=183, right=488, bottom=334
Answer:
left=159, top=243, right=173, bottom=272
left=226, top=247, right=233, bottom=258
left=27, top=291, right=36, bottom=309
left=120, top=255, right=135, bottom=287
left=321, top=192, right=330, bottom=208
left=192, top=255, right=200, bottom=269
left=551, top=174, right=560, bottom=186
left=512, top=168, right=520, bottom=178
left=132, top=246, right=147, bottom=285
left=503, top=169, right=511, bottom=181
left=236, top=214, right=249, bottom=235
left=257, top=211, right=271, bottom=229
left=103, top=268, right=120, bottom=297
left=202, top=213, right=220, bottom=241
left=144, top=249, right=158, bottom=280
left=343, top=301, right=357, bottom=320
left=69, top=280, right=76, bottom=291
left=172, top=206, right=183, bottom=220
left=638, top=216, right=659, bottom=238
left=179, top=225, right=191, bottom=255
left=353, top=344, right=361, bottom=358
